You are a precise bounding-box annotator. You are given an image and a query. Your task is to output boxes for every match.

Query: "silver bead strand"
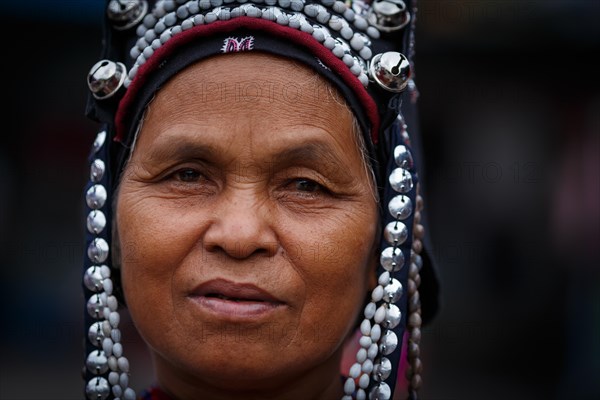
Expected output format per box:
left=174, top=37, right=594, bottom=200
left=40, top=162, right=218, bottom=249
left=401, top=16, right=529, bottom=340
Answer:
left=84, top=129, right=135, bottom=400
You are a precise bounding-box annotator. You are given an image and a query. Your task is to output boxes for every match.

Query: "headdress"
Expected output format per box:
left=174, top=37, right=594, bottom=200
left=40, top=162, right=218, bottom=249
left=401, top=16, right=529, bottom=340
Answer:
left=82, top=1, right=439, bottom=399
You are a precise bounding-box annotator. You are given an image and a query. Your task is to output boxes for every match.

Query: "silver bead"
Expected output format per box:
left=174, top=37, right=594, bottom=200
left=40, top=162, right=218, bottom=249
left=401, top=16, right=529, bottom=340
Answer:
left=384, top=220, right=408, bottom=245
left=117, top=356, right=130, bottom=372
left=367, top=0, right=410, bottom=32
left=88, top=238, right=110, bottom=264
left=370, top=382, right=392, bottom=400
left=112, top=385, right=123, bottom=398
left=388, top=167, right=413, bottom=193
left=358, top=373, right=370, bottom=389
left=109, top=371, right=119, bottom=386
left=124, top=388, right=137, bottom=400
left=369, top=51, right=411, bottom=92
left=86, top=350, right=109, bottom=374
left=85, top=377, right=110, bottom=400
left=349, top=362, right=362, bottom=379
left=382, top=304, right=401, bottom=329
left=120, top=373, right=130, bottom=390
left=362, top=358, right=373, bottom=374
left=87, top=210, right=107, bottom=235
left=84, top=266, right=105, bottom=291
left=113, top=342, right=123, bottom=358
left=90, top=159, right=106, bottom=183
left=370, top=324, right=382, bottom=342
left=88, top=321, right=105, bottom=346
left=367, top=343, right=379, bottom=360
left=344, top=377, right=355, bottom=395
left=103, top=337, right=114, bottom=357
left=388, top=194, right=412, bottom=220
left=356, top=348, right=367, bottom=363
left=364, top=302, right=377, bottom=319
left=86, top=184, right=108, bottom=209
left=356, top=389, right=366, bottom=400
left=393, top=144, right=414, bottom=170
left=379, top=330, right=398, bottom=355
left=383, top=278, right=403, bottom=303
left=88, top=60, right=127, bottom=100
left=378, top=271, right=391, bottom=286
left=373, top=357, right=392, bottom=382
left=380, top=246, right=404, bottom=272
left=107, top=0, right=149, bottom=30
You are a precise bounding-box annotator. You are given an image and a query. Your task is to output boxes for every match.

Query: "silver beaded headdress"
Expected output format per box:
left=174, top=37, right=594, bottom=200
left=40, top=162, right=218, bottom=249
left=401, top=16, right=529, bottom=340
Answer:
left=82, top=1, right=439, bottom=399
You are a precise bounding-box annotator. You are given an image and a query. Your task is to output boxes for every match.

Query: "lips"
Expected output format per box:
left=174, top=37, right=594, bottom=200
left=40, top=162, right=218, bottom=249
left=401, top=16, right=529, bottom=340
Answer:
left=189, top=279, right=284, bottom=319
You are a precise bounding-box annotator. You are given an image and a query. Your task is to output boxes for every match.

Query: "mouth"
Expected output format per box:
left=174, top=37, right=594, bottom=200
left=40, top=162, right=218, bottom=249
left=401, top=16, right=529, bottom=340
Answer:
left=189, top=279, right=284, bottom=319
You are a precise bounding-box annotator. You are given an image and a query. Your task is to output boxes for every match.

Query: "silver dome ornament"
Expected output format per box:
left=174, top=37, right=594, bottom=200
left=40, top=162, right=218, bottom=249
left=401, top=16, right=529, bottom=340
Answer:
left=86, top=377, right=110, bottom=400
left=370, top=382, right=392, bottom=400
left=380, top=246, right=405, bottom=272
left=393, top=144, right=414, bottom=170
left=382, top=304, right=401, bottom=329
left=369, top=51, right=411, bottom=92
left=86, top=350, right=109, bottom=374
left=90, top=159, right=106, bottom=183
left=373, top=357, right=392, bottom=382
left=88, top=238, right=110, bottom=264
left=367, top=0, right=410, bottom=32
left=107, top=0, right=149, bottom=30
left=87, top=210, right=107, bottom=235
left=388, top=194, right=412, bottom=220
left=383, top=278, right=403, bottom=303
left=86, top=184, right=108, bottom=209
left=379, top=330, right=398, bottom=355
left=384, top=220, right=408, bottom=245
left=87, top=60, right=127, bottom=100
left=84, top=266, right=105, bottom=291
left=88, top=321, right=106, bottom=346
left=389, top=167, right=414, bottom=193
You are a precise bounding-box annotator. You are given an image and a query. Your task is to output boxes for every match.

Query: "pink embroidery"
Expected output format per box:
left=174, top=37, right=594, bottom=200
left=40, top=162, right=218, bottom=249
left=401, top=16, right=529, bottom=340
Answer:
left=221, top=36, right=255, bottom=53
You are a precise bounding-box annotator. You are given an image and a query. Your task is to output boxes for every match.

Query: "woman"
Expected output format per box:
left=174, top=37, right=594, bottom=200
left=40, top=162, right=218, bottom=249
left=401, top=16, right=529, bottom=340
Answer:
left=82, top=1, right=439, bottom=399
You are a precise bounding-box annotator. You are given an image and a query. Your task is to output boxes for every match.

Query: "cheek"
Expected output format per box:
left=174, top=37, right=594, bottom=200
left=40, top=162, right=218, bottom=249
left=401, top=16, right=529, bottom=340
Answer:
left=115, top=192, right=204, bottom=338
left=285, top=207, right=378, bottom=344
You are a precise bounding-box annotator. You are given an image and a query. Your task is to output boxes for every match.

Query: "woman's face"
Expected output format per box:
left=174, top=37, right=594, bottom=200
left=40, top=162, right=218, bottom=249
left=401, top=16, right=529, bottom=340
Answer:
left=117, top=52, right=378, bottom=395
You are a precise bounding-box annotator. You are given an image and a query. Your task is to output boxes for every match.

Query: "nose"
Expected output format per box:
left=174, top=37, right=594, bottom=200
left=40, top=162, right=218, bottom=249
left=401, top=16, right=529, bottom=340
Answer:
left=202, top=191, right=279, bottom=260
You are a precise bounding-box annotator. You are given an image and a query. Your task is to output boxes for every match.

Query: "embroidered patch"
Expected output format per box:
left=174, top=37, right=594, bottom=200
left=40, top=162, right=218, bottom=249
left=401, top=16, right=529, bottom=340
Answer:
left=221, top=36, right=255, bottom=53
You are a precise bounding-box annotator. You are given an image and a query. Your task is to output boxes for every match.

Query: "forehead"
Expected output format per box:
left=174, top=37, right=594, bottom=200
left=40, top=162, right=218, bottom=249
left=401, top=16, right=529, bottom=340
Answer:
left=155, top=52, right=347, bottom=108
left=137, top=52, right=358, bottom=156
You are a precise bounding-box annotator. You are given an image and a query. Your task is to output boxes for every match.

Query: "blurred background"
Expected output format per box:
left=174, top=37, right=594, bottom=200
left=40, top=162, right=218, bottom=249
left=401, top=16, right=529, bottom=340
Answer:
left=0, top=1, right=598, bottom=399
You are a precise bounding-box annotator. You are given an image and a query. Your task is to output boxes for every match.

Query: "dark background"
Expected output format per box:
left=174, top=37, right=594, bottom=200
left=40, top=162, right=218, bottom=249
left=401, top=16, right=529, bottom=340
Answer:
left=1, top=1, right=598, bottom=399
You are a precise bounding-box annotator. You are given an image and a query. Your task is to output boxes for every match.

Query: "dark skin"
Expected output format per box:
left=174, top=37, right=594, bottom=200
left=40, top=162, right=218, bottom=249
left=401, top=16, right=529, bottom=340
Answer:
left=116, top=52, right=379, bottom=400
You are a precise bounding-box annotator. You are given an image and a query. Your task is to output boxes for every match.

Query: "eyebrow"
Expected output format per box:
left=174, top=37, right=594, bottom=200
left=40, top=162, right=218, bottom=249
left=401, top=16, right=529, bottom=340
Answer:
left=269, top=142, right=348, bottom=171
left=143, top=137, right=349, bottom=174
left=145, top=141, right=219, bottom=164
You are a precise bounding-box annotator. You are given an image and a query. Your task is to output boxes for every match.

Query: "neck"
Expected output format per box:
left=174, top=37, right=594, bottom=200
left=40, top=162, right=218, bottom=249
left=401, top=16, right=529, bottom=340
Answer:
left=153, top=350, right=345, bottom=400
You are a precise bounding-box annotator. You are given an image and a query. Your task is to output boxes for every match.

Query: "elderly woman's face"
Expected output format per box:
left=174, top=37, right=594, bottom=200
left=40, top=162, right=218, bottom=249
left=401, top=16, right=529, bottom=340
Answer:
left=117, top=53, right=378, bottom=395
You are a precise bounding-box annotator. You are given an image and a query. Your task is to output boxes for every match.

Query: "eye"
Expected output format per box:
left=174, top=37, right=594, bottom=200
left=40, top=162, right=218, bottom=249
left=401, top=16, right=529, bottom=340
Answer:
left=174, top=168, right=202, bottom=182
left=293, top=179, right=321, bottom=193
